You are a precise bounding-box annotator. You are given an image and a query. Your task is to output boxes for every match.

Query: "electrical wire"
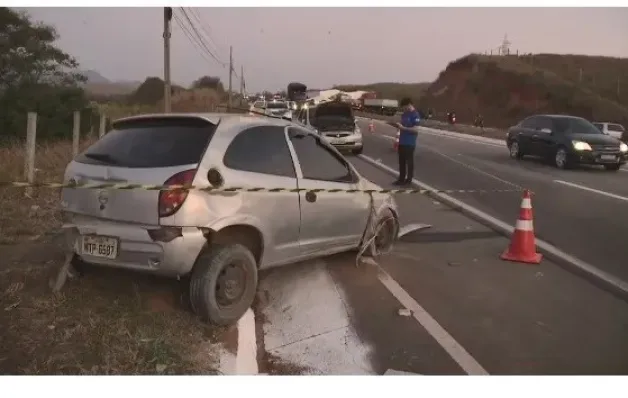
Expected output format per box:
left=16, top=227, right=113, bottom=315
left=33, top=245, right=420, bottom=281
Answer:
left=178, top=7, right=228, bottom=69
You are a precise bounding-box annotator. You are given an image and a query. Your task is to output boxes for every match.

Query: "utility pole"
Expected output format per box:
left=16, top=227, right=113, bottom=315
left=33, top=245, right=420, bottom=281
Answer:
left=228, top=45, right=233, bottom=112
left=163, top=7, right=172, bottom=113
left=240, top=65, right=244, bottom=99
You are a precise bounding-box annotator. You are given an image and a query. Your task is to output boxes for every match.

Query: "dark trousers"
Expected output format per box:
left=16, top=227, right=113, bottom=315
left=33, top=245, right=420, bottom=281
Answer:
left=397, top=144, right=416, bottom=182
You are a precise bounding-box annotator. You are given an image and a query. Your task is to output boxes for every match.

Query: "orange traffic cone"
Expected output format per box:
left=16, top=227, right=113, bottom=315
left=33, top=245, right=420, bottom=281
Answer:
left=501, top=190, right=542, bottom=264
left=368, top=120, right=375, bottom=132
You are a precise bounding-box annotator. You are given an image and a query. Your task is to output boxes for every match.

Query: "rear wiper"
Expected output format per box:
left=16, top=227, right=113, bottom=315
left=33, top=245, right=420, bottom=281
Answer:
left=84, top=152, right=119, bottom=164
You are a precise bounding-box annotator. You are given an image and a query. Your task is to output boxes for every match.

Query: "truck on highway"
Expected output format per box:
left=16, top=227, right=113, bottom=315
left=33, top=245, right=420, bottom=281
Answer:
left=362, top=98, right=399, bottom=116
left=287, top=82, right=308, bottom=102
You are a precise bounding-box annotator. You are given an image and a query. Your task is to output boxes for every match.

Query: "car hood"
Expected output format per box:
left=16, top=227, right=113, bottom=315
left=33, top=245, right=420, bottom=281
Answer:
left=568, top=133, right=621, bottom=145
left=312, top=116, right=355, bottom=132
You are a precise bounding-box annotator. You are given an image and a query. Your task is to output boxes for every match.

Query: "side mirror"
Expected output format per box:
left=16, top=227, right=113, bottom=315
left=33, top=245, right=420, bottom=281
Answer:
left=540, top=128, right=552, bottom=134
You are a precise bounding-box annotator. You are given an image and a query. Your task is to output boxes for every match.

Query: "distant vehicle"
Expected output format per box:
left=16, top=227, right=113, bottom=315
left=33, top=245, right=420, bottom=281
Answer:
left=287, top=82, right=308, bottom=102
left=250, top=100, right=266, bottom=115
left=61, top=112, right=399, bottom=325
left=295, top=101, right=363, bottom=155
left=362, top=98, right=398, bottom=116
left=264, top=100, right=289, bottom=117
left=506, top=114, right=628, bottom=171
left=592, top=122, right=625, bottom=141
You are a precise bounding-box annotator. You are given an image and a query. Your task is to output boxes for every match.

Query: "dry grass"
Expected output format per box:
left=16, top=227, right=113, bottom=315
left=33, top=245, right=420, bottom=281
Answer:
left=0, top=139, right=94, bottom=244
left=0, top=134, right=225, bottom=375
left=0, top=248, right=223, bottom=374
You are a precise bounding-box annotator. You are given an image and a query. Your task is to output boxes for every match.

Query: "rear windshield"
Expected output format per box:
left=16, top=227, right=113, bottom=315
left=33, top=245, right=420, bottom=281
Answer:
left=75, top=117, right=216, bottom=168
left=608, top=124, right=625, bottom=132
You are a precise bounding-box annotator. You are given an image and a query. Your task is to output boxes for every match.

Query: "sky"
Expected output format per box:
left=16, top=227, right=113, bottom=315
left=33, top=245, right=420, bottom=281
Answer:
left=22, top=7, right=628, bottom=93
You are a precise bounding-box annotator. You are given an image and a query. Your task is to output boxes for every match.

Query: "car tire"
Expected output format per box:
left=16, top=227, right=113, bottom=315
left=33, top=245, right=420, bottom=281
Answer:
left=365, top=208, right=399, bottom=257
left=352, top=147, right=364, bottom=155
left=189, top=244, right=258, bottom=325
left=508, top=140, right=524, bottom=159
left=604, top=164, right=621, bottom=171
left=554, top=147, right=571, bottom=169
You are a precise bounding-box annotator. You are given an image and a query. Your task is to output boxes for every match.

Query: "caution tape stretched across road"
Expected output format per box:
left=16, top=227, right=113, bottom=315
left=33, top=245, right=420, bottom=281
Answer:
left=0, top=180, right=526, bottom=195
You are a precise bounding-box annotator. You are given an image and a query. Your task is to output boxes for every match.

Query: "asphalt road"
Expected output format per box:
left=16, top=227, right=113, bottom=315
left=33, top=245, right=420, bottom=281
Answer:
left=252, top=156, right=628, bottom=375
left=356, top=119, right=628, bottom=284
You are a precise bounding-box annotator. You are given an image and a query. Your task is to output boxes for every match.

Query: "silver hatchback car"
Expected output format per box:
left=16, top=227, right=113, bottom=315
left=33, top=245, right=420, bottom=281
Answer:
left=60, top=113, right=399, bottom=325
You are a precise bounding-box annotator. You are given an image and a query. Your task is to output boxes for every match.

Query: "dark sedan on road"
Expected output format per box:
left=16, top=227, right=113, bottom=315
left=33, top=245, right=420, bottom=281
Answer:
left=506, top=114, right=628, bottom=171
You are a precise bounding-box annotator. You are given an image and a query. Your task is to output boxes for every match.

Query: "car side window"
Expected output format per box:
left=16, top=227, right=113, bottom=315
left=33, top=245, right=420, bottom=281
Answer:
left=288, top=129, right=355, bottom=183
left=223, top=125, right=296, bottom=178
left=536, top=117, right=553, bottom=131
left=520, top=117, right=538, bottom=129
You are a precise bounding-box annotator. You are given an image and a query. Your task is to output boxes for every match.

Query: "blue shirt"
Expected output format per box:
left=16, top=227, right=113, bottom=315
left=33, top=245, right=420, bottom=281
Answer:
left=399, top=109, right=420, bottom=147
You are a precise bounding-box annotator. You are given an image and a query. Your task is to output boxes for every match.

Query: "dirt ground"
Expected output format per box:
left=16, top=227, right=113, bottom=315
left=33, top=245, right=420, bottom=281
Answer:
left=0, top=140, right=223, bottom=375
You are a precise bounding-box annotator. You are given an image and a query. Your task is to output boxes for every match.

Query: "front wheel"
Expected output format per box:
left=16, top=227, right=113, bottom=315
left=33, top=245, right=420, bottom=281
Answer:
left=554, top=147, right=571, bottom=169
left=365, top=208, right=399, bottom=257
left=604, top=164, right=621, bottom=171
left=189, top=244, right=258, bottom=325
left=509, top=140, right=524, bottom=159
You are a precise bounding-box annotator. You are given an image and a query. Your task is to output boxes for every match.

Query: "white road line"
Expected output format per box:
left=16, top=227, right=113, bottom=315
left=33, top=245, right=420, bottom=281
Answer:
left=554, top=180, right=628, bottom=203
left=421, top=145, right=523, bottom=190
left=358, top=154, right=628, bottom=297
left=236, top=308, right=259, bottom=374
left=375, top=264, right=488, bottom=375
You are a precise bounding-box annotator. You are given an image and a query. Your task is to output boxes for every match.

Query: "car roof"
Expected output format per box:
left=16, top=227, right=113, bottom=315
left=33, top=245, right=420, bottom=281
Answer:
left=532, top=114, right=586, bottom=120
left=112, top=112, right=295, bottom=134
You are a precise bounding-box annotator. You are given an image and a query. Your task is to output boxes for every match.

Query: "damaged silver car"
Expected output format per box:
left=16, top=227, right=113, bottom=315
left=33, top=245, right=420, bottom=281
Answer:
left=59, top=113, right=399, bottom=325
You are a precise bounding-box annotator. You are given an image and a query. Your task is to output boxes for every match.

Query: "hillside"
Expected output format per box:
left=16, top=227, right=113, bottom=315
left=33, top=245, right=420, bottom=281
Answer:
left=333, top=82, right=429, bottom=102
left=79, top=70, right=142, bottom=97
left=418, top=53, right=628, bottom=128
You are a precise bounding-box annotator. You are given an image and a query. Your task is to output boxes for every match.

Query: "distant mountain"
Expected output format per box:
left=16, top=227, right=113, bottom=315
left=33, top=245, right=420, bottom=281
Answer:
left=80, top=69, right=111, bottom=84
left=77, top=69, right=142, bottom=97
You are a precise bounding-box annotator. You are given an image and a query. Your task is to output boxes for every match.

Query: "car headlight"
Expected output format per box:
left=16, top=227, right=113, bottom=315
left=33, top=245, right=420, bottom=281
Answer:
left=572, top=141, right=592, bottom=151
left=620, top=143, right=628, bottom=152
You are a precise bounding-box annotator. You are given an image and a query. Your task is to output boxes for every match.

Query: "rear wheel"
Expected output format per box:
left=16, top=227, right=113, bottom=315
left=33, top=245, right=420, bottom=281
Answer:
left=189, top=244, right=258, bottom=325
left=604, top=164, right=621, bottom=171
left=509, top=140, right=524, bottom=159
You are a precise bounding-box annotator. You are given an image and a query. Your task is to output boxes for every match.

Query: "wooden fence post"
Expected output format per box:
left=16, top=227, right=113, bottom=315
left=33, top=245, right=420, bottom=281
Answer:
left=99, top=113, right=106, bottom=138
left=24, top=112, right=37, bottom=196
left=72, top=111, right=80, bottom=156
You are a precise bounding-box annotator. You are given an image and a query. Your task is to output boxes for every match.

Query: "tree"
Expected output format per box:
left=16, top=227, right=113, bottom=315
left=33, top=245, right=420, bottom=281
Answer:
left=128, top=77, right=186, bottom=105
left=0, top=7, right=91, bottom=142
left=191, top=76, right=224, bottom=93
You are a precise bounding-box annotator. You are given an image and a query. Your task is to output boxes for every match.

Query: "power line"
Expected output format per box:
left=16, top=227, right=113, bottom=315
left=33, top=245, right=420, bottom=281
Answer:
left=178, top=7, right=227, bottom=68
left=172, top=11, right=221, bottom=69
left=188, top=7, right=226, bottom=60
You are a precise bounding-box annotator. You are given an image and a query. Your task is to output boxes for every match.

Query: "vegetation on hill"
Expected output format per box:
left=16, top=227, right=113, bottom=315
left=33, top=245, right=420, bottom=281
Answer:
left=418, top=53, right=628, bottom=128
left=333, top=82, right=430, bottom=103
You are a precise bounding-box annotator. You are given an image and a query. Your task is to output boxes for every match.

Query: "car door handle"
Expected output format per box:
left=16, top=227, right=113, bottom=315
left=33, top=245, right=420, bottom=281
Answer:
left=305, top=191, right=317, bottom=203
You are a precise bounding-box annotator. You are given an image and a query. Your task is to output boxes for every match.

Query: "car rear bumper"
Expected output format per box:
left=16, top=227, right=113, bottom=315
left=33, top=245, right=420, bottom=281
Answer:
left=62, top=213, right=206, bottom=277
left=571, top=151, right=627, bottom=165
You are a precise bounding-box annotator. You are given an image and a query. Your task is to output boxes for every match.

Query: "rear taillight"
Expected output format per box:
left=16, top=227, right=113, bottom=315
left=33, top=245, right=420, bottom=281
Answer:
left=158, top=169, right=197, bottom=218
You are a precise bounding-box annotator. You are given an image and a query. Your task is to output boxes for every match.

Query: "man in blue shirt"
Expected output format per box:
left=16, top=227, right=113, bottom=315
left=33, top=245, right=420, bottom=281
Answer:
left=393, top=97, right=420, bottom=185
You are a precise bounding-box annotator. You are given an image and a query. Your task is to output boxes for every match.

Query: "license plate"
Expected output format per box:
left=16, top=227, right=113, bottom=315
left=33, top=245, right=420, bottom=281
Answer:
left=600, top=155, right=616, bottom=161
left=81, top=235, right=119, bottom=259
left=330, top=138, right=346, bottom=145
